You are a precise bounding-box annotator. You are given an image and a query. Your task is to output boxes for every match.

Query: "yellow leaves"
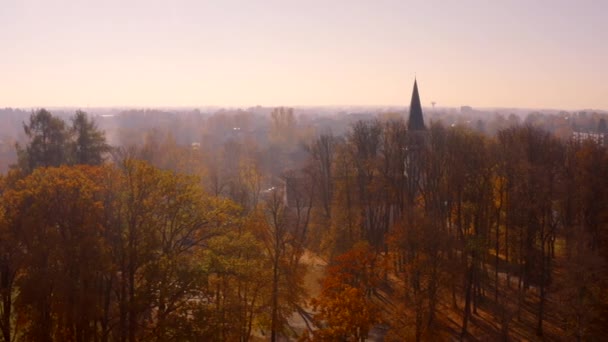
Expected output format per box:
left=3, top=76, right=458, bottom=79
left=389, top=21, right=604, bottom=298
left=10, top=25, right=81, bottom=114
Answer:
left=0, top=165, right=113, bottom=338
left=491, top=174, right=507, bottom=208
left=204, top=231, right=267, bottom=276
left=5, top=166, right=104, bottom=226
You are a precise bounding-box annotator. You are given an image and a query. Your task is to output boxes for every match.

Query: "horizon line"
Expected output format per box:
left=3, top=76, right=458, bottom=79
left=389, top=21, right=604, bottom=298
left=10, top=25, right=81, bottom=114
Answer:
left=2, top=104, right=607, bottom=113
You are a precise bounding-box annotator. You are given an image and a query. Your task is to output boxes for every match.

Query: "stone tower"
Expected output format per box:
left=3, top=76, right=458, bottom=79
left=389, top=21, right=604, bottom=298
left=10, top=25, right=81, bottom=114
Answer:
left=404, top=78, right=428, bottom=203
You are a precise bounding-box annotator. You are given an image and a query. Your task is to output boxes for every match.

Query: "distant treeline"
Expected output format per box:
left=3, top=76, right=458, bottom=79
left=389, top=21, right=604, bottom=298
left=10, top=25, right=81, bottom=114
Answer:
left=1, top=106, right=607, bottom=172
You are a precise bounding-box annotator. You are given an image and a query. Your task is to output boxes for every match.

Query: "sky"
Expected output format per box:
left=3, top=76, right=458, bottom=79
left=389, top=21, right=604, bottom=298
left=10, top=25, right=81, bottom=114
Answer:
left=1, top=0, right=607, bottom=110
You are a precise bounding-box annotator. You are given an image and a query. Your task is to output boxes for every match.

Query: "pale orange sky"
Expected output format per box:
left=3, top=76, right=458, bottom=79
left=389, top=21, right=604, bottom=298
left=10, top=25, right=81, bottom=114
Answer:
left=1, top=0, right=607, bottom=110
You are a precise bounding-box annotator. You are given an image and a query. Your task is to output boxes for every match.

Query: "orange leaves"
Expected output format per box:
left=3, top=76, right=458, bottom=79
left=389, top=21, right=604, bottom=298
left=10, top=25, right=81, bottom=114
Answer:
left=324, top=242, right=379, bottom=292
left=310, top=242, right=379, bottom=340
left=311, top=284, right=377, bottom=341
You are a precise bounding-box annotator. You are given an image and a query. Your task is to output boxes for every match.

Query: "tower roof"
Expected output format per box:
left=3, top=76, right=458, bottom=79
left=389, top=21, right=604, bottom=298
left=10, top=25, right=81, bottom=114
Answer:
left=408, top=79, right=426, bottom=130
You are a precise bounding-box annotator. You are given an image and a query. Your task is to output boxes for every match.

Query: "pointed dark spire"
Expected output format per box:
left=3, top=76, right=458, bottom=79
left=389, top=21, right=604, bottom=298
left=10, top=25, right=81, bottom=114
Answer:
left=408, top=78, right=426, bottom=130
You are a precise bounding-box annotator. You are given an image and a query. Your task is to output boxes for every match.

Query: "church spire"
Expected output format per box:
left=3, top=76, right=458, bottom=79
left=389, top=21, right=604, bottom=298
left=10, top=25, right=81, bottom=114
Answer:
left=408, top=78, right=426, bottom=130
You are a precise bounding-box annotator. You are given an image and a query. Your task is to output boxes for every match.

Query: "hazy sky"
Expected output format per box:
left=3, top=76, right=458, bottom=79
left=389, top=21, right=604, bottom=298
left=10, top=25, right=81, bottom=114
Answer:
left=1, top=0, right=607, bottom=109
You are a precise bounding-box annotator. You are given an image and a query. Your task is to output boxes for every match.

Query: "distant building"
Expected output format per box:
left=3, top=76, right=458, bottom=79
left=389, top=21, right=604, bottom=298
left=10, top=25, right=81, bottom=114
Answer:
left=460, top=106, right=474, bottom=115
left=571, top=132, right=607, bottom=146
left=282, top=172, right=313, bottom=208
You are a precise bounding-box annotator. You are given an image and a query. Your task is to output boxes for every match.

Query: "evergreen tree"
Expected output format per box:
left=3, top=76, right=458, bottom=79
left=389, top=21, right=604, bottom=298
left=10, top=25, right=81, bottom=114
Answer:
left=16, top=109, right=70, bottom=172
left=70, top=110, right=110, bottom=165
left=15, top=109, right=110, bottom=173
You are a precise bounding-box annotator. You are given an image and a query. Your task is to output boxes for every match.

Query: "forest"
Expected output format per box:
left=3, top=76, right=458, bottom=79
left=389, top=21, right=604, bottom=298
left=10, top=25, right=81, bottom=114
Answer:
left=0, top=108, right=607, bottom=341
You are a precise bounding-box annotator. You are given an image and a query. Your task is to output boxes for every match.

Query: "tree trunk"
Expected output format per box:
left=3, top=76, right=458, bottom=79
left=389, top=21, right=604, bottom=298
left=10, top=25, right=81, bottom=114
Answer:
left=0, top=266, right=11, bottom=342
left=461, top=253, right=475, bottom=340
left=495, top=196, right=502, bottom=302
left=537, top=234, right=547, bottom=337
left=270, top=247, right=280, bottom=342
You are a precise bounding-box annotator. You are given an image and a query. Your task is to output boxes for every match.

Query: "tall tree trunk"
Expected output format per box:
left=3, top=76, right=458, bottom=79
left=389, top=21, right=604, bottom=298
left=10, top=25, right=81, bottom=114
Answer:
left=270, top=254, right=279, bottom=342
left=128, top=221, right=136, bottom=342
left=495, top=190, right=502, bottom=302
left=505, top=189, right=510, bottom=289
left=0, top=262, right=12, bottom=342
left=537, top=231, right=547, bottom=337
left=461, top=254, right=475, bottom=340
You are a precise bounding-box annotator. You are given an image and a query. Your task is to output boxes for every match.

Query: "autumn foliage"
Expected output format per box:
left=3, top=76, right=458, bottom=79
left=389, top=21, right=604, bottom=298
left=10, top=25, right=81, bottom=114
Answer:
left=309, top=242, right=380, bottom=341
left=2, top=108, right=608, bottom=340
